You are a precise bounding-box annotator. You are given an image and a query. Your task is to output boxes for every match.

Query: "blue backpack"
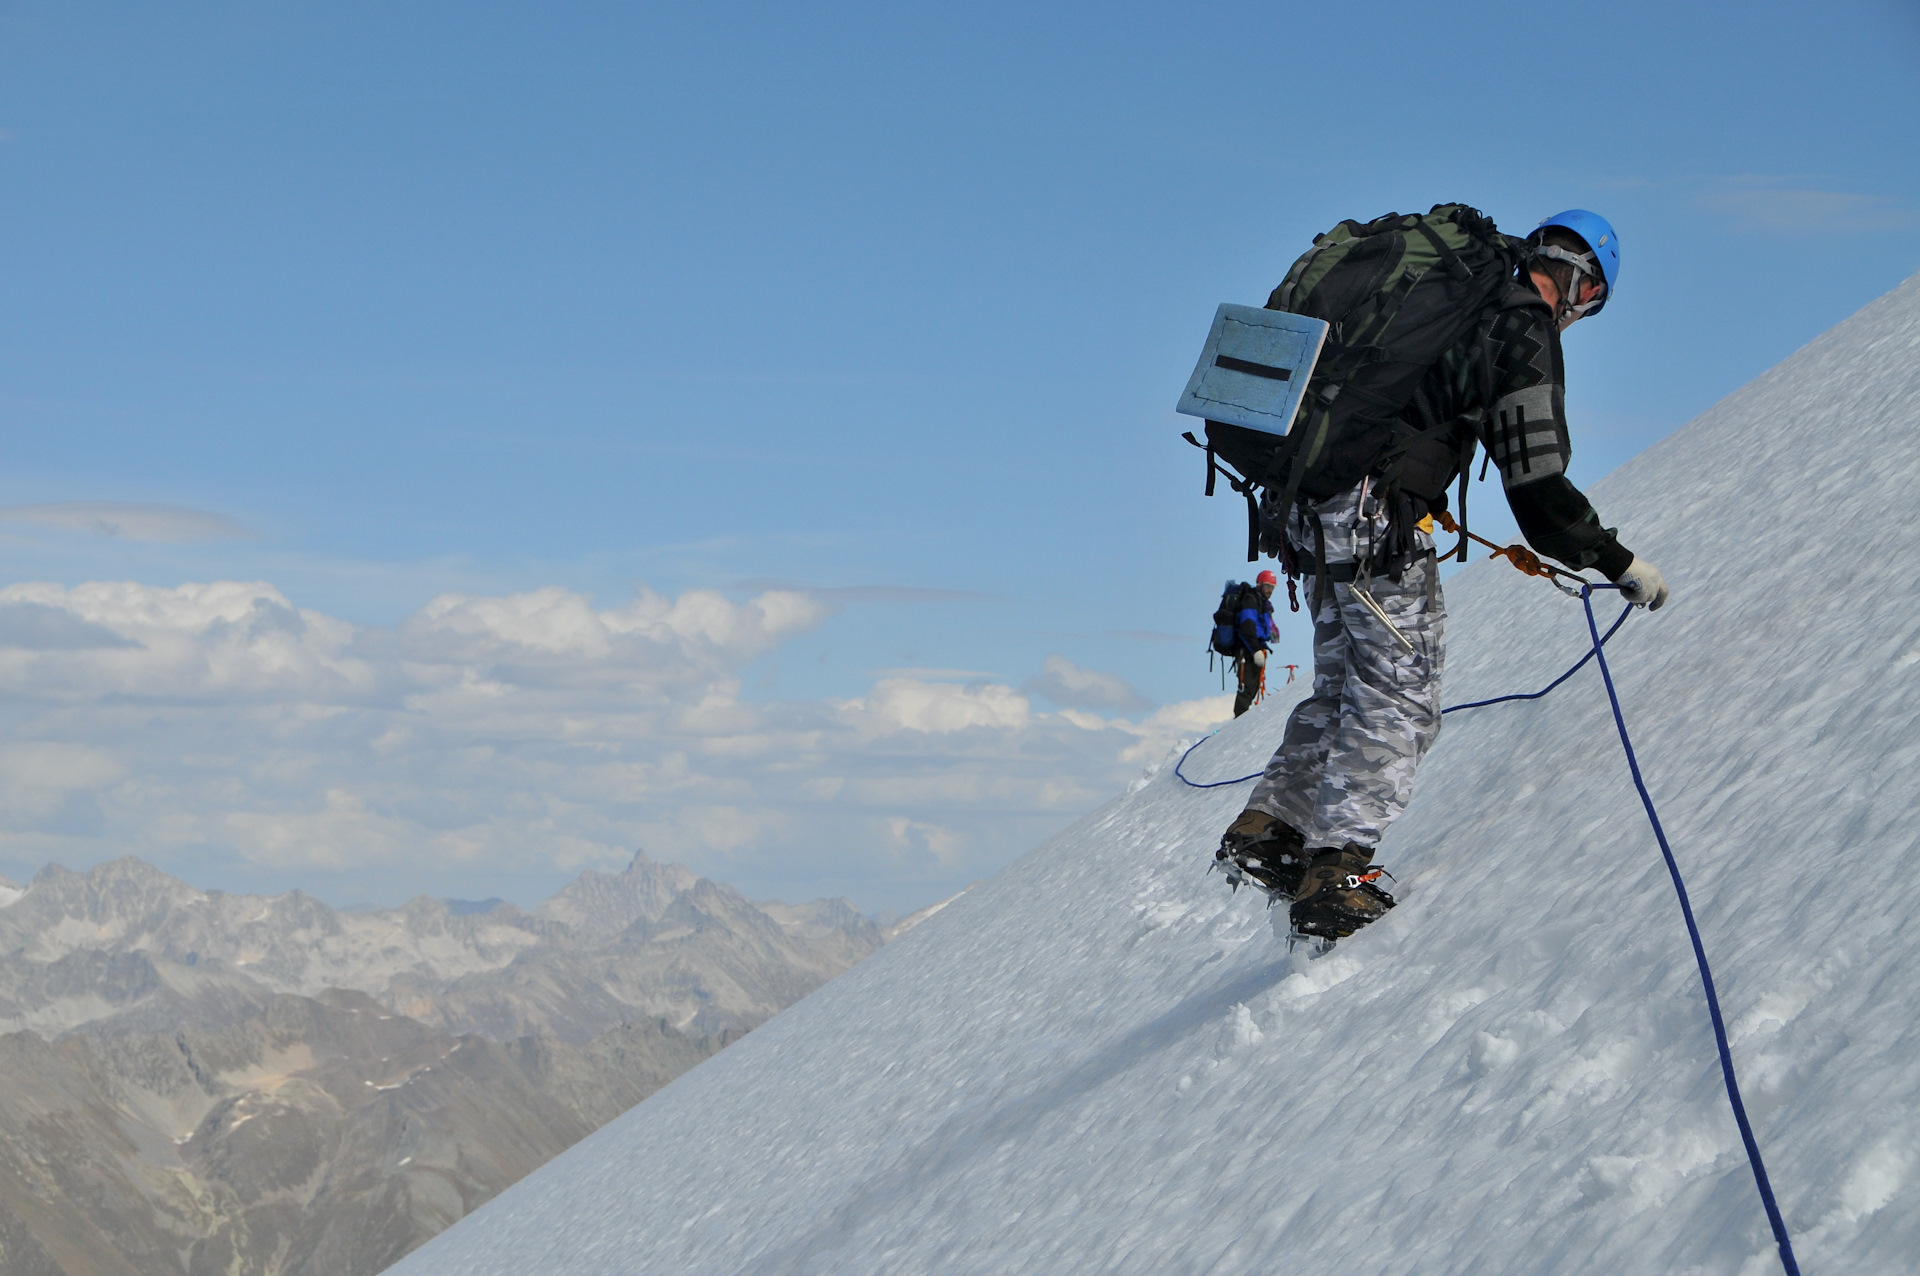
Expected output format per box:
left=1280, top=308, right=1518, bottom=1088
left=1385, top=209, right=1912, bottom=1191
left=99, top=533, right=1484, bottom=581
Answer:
left=1211, top=581, right=1248, bottom=657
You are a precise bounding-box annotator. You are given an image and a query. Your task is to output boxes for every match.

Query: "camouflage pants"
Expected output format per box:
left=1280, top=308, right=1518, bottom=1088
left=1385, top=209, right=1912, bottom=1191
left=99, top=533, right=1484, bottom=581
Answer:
left=1246, top=482, right=1446, bottom=852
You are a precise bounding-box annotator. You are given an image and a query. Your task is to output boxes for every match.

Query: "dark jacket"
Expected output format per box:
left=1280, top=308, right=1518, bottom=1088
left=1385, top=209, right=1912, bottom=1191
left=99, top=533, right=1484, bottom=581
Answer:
left=1402, top=279, right=1634, bottom=580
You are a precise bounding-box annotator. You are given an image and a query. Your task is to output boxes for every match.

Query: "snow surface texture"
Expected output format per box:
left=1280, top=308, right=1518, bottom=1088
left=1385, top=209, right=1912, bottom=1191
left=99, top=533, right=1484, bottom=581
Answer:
left=390, top=275, right=1920, bottom=1275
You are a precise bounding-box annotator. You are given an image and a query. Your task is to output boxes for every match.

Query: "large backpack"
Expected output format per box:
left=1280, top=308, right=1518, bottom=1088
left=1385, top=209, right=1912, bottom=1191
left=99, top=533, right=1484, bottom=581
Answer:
left=1209, top=580, right=1271, bottom=657
left=1197, top=204, right=1531, bottom=567
left=1210, top=581, right=1246, bottom=657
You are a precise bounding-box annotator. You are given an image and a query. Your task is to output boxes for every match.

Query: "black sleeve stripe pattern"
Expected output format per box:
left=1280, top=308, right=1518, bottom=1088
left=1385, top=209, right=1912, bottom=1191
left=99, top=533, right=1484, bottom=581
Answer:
left=1487, top=383, right=1567, bottom=484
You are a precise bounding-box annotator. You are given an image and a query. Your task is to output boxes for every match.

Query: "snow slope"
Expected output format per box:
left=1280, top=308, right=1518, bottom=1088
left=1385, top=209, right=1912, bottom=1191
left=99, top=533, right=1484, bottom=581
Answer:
left=389, top=275, right=1920, bottom=1275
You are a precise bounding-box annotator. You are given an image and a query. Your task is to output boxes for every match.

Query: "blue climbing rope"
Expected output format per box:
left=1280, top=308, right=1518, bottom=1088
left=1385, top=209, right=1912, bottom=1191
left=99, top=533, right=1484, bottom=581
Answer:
left=1175, top=586, right=1802, bottom=1270
left=1172, top=735, right=1264, bottom=788
left=1440, top=602, right=1632, bottom=714
left=1173, top=600, right=1632, bottom=788
left=1578, top=584, right=1800, bottom=1276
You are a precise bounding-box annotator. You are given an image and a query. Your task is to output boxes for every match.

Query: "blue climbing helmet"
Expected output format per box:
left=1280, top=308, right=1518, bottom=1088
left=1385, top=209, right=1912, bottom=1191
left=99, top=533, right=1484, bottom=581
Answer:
left=1531, top=209, right=1619, bottom=318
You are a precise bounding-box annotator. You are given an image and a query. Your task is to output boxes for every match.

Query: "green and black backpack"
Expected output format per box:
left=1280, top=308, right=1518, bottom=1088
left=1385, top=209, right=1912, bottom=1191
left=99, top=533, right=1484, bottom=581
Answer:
left=1197, top=204, right=1531, bottom=571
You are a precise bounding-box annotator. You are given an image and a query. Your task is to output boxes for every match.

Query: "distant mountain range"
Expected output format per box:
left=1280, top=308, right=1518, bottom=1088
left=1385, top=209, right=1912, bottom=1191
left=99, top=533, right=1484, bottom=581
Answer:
left=0, top=851, right=927, bottom=1043
left=0, top=852, right=951, bottom=1275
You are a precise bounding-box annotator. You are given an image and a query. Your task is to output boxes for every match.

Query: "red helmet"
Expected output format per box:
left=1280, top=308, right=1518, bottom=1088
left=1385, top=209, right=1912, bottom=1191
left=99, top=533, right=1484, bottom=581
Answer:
left=1256, top=570, right=1278, bottom=586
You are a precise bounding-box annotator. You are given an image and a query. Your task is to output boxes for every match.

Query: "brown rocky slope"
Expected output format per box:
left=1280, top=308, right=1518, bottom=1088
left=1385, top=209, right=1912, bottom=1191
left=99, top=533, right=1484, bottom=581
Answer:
left=0, top=989, right=732, bottom=1276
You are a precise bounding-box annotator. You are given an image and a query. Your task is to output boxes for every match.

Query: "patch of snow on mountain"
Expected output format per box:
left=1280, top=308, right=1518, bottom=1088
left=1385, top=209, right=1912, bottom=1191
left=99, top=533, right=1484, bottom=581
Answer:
left=387, top=273, right=1920, bottom=1275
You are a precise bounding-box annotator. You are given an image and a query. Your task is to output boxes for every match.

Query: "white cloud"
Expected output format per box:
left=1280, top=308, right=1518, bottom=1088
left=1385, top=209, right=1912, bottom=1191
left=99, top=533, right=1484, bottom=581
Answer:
left=0, top=580, right=372, bottom=702
left=673, top=804, right=793, bottom=853
left=0, top=578, right=1222, bottom=907
left=0, top=602, right=140, bottom=651
left=0, top=743, right=124, bottom=821
left=1023, top=654, right=1151, bottom=713
left=1113, top=697, right=1236, bottom=767
left=218, top=789, right=423, bottom=872
left=0, top=502, right=251, bottom=542
left=838, top=679, right=1030, bottom=736
left=878, top=817, right=967, bottom=866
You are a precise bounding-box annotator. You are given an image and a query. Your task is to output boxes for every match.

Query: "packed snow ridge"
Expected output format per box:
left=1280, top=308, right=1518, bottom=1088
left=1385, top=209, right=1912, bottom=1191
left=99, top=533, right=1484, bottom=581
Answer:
left=391, top=274, right=1920, bottom=1275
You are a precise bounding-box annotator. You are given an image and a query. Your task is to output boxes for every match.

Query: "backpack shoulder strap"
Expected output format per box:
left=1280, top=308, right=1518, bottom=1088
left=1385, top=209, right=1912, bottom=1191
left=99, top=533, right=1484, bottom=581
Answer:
left=1410, top=218, right=1474, bottom=283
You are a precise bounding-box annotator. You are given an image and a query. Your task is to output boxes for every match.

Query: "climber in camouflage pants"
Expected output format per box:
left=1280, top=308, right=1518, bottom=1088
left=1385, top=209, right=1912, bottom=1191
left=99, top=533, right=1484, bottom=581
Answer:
left=1215, top=210, right=1671, bottom=942
left=1245, top=482, right=1444, bottom=851
left=1214, top=479, right=1445, bottom=936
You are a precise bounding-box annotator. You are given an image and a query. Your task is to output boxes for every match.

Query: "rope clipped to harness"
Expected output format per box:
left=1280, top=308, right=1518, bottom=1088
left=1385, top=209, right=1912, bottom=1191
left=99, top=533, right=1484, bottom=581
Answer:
left=1433, top=510, right=1591, bottom=597
left=1181, top=513, right=1616, bottom=786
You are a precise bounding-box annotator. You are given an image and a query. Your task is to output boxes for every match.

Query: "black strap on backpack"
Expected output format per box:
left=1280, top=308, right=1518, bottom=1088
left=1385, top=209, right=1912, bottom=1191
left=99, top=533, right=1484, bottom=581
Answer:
left=1183, top=431, right=1263, bottom=562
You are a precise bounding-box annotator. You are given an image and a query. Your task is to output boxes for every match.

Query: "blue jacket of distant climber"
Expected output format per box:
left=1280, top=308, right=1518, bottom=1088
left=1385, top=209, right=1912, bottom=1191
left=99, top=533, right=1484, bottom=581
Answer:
left=1237, top=591, right=1275, bottom=653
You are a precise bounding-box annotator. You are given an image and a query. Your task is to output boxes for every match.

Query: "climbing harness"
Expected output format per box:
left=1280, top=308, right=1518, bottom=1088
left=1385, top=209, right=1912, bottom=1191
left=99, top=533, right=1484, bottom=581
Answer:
left=1171, top=599, right=1622, bottom=788
left=1172, top=546, right=1802, bottom=1273
left=1211, top=653, right=1271, bottom=707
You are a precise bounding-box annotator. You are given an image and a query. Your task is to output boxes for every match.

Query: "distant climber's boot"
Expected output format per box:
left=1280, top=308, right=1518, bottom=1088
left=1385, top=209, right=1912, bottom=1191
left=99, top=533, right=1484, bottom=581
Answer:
left=1214, top=809, right=1308, bottom=900
left=1288, top=843, right=1396, bottom=940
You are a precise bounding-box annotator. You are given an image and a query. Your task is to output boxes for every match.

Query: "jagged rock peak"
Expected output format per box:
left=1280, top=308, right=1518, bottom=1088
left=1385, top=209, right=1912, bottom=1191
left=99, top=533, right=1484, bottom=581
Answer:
left=0, top=848, right=900, bottom=1045
left=531, top=849, right=702, bottom=943
left=29, top=855, right=199, bottom=902
left=0, top=857, right=208, bottom=958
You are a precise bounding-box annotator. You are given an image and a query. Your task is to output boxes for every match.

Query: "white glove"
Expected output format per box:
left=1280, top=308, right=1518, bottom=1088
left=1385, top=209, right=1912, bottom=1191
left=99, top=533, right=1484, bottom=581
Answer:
left=1251, top=649, right=1268, bottom=667
left=1617, top=556, right=1669, bottom=610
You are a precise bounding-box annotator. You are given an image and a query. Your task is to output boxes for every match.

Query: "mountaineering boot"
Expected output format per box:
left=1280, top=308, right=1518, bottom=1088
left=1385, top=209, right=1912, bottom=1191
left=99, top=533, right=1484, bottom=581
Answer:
left=1213, top=809, right=1308, bottom=900
left=1288, top=843, right=1396, bottom=941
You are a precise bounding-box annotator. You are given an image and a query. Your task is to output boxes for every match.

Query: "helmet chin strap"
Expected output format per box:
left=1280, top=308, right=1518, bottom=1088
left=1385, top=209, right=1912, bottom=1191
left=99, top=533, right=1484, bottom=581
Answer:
left=1532, top=243, right=1605, bottom=324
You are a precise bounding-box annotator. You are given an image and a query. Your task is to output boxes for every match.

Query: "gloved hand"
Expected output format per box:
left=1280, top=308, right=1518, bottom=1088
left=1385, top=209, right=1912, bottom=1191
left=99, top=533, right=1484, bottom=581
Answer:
left=1251, top=649, right=1268, bottom=667
left=1616, top=556, right=1669, bottom=610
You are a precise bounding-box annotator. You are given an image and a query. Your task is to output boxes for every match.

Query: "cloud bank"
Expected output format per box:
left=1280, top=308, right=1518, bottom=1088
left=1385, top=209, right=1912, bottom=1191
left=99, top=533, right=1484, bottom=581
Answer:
left=0, top=579, right=1229, bottom=910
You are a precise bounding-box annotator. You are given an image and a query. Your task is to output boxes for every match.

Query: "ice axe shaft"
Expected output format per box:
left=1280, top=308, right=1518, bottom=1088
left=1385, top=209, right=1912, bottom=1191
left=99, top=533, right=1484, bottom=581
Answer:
left=1350, top=584, right=1416, bottom=653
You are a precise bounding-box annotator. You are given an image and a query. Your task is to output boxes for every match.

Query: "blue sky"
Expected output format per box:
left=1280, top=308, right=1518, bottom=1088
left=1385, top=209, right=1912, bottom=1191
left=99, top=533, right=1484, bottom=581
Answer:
left=0, top=0, right=1915, bottom=912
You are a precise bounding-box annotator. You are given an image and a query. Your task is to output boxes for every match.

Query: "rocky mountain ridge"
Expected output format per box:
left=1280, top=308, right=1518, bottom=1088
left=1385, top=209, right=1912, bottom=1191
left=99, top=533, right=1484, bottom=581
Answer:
left=0, top=852, right=953, bottom=1274
left=0, top=851, right=895, bottom=1042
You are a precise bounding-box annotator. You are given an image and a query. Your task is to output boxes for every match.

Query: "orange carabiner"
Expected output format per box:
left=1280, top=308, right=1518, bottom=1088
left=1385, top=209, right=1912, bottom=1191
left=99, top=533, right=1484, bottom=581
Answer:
left=1434, top=510, right=1584, bottom=590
